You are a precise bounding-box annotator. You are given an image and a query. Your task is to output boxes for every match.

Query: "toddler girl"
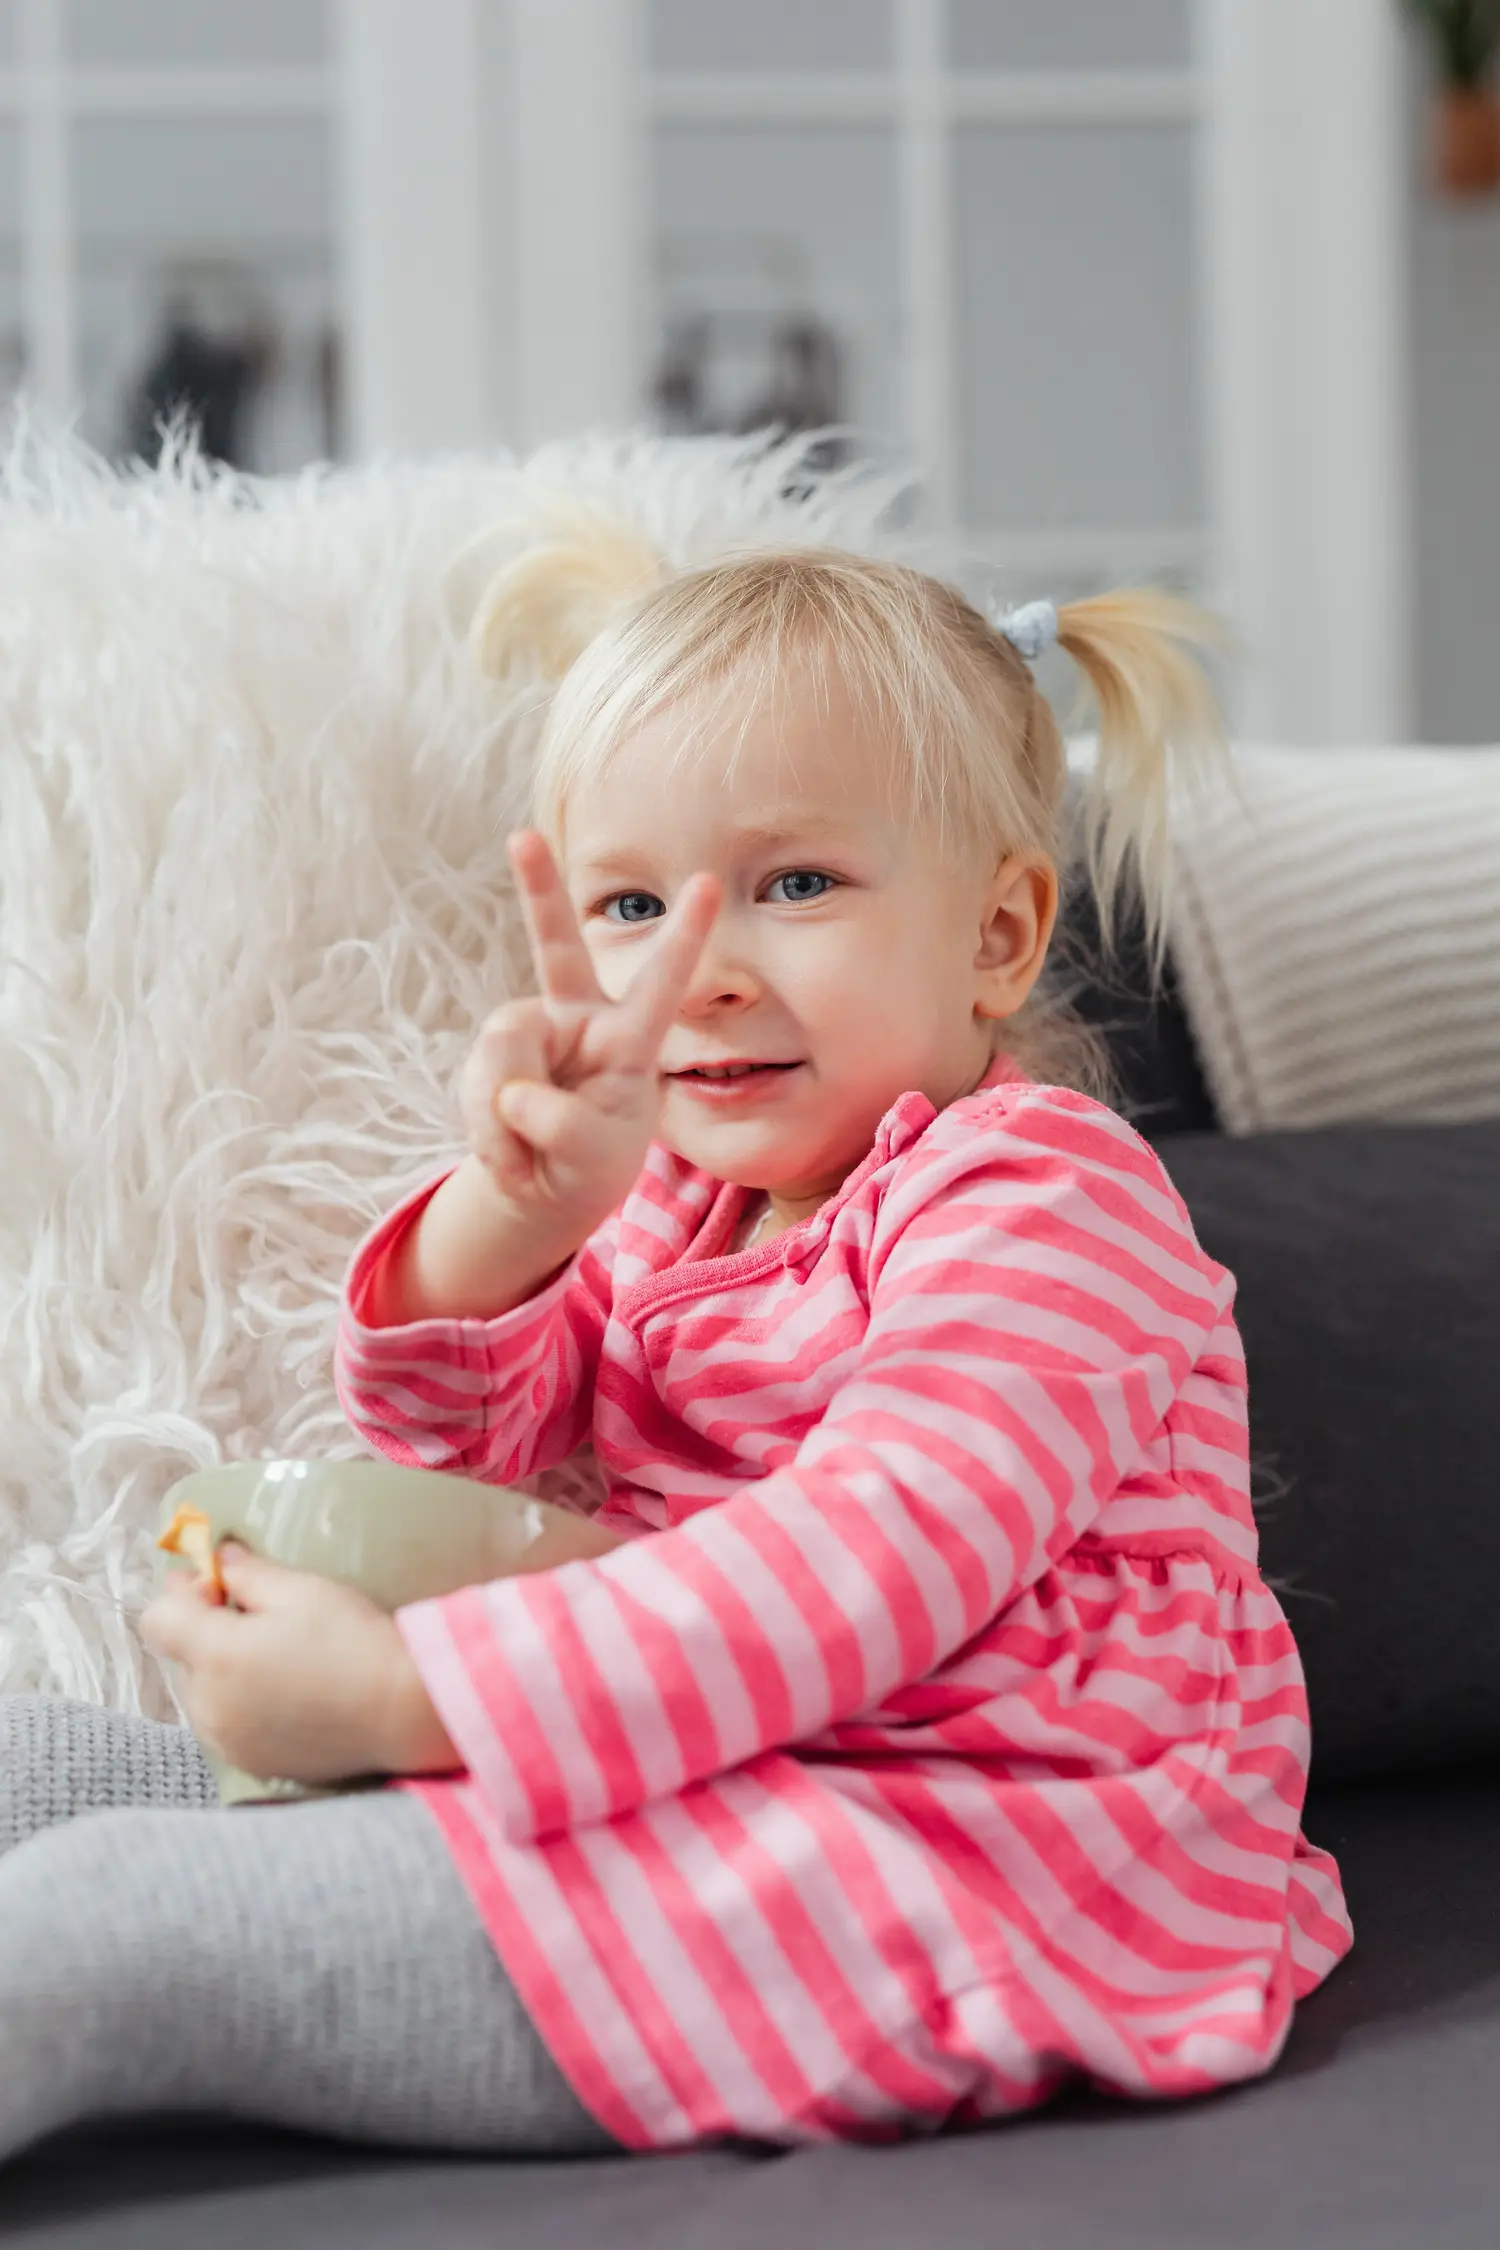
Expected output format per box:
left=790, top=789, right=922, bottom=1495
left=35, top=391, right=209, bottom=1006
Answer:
left=0, top=523, right=1350, bottom=2162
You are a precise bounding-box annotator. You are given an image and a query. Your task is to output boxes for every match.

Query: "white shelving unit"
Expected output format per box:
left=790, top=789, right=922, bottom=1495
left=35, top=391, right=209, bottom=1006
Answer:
left=3, top=0, right=335, bottom=461
left=635, top=0, right=1413, bottom=738
left=0, top=0, right=1413, bottom=744
left=641, top=0, right=1208, bottom=607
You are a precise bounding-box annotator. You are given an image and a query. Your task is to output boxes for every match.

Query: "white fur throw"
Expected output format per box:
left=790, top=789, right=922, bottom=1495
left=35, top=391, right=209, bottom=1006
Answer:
left=0, top=424, right=904, bottom=1712
left=1168, top=744, right=1500, bottom=1134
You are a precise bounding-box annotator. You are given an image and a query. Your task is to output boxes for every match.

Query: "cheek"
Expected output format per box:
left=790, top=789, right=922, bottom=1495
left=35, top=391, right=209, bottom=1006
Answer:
left=777, top=930, right=931, bottom=1045
left=581, top=930, right=633, bottom=1002
left=845, top=912, right=980, bottom=1032
left=770, top=923, right=869, bottom=1008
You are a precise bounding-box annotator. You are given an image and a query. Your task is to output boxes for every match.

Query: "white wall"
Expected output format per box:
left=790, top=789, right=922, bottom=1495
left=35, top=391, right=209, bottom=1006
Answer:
left=1406, top=31, right=1500, bottom=744
left=1201, top=0, right=1410, bottom=745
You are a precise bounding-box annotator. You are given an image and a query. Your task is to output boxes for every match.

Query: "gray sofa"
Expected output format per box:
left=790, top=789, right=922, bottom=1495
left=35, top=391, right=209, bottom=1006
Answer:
left=6, top=1772, right=1494, bottom=2249
left=8, top=955, right=1498, bottom=2250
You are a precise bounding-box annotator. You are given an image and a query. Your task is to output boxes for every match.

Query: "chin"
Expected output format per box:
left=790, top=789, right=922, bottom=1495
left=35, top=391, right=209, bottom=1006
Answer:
left=664, top=1126, right=790, bottom=1184
left=659, top=1105, right=780, bottom=1173
left=663, top=1107, right=872, bottom=1195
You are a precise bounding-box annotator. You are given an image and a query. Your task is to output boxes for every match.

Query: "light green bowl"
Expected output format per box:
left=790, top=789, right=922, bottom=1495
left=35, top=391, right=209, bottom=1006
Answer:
left=154, top=1457, right=620, bottom=1807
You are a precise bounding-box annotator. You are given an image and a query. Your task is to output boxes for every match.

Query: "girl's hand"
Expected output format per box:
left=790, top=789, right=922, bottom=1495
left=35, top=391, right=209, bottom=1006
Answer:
left=140, top=1545, right=459, bottom=1785
left=461, top=830, right=719, bottom=1245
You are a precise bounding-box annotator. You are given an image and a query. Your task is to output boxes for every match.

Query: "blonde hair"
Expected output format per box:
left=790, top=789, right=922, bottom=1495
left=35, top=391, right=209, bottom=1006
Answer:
left=472, top=500, right=1225, bottom=1091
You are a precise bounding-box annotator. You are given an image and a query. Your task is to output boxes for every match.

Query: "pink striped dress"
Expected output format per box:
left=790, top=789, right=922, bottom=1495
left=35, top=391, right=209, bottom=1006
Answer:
left=335, top=1062, right=1351, bottom=2149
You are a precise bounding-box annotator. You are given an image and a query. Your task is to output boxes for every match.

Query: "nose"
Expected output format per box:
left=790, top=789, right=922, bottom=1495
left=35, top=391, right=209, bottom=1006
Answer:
left=678, top=912, right=760, bottom=1016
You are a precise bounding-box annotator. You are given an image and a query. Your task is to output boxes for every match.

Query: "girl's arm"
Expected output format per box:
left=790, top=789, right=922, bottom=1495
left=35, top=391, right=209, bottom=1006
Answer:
left=335, top=829, right=716, bottom=1488
left=363, top=1154, right=596, bottom=1326
left=396, top=1092, right=1241, bottom=1842
left=334, top=1172, right=622, bottom=1488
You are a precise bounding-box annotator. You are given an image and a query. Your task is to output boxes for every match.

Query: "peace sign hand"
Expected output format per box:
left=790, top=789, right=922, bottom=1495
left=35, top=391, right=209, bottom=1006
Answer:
left=460, top=831, right=719, bottom=1247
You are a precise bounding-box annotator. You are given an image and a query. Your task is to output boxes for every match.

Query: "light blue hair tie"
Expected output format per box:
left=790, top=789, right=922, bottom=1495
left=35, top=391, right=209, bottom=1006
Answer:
left=992, top=598, right=1058, bottom=664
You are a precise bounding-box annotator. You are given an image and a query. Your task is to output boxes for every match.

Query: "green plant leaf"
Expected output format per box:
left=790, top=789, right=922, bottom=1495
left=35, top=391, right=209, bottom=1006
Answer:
left=1404, top=0, right=1500, bottom=87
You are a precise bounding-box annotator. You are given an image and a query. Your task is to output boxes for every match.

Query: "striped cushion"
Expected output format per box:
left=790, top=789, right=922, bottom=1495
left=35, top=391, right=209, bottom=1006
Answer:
left=1168, top=745, right=1500, bottom=1134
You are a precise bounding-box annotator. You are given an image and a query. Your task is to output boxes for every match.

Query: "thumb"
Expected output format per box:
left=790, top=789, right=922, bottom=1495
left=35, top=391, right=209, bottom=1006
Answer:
left=496, top=1077, right=578, bottom=1146
left=214, top=1540, right=297, bottom=1611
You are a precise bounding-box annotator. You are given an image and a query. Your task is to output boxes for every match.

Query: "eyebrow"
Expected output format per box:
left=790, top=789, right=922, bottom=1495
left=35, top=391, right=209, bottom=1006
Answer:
left=730, top=812, right=858, bottom=849
left=570, top=811, right=865, bottom=880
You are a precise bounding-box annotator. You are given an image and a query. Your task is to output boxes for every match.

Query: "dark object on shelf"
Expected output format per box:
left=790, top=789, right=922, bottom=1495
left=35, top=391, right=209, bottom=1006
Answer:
left=122, top=263, right=279, bottom=470
left=316, top=324, right=343, bottom=463
left=652, top=308, right=843, bottom=444
left=652, top=314, right=713, bottom=435
left=736, top=316, right=841, bottom=437
left=124, top=314, right=272, bottom=469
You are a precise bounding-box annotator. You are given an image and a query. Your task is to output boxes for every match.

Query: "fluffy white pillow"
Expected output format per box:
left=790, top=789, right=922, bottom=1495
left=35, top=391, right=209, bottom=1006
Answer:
left=0, top=425, right=901, bottom=1707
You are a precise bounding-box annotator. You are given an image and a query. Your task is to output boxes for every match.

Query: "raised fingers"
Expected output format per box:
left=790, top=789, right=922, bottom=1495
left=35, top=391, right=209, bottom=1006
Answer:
left=461, top=999, right=552, bottom=1178
left=508, top=830, right=603, bottom=1007
left=615, top=872, right=722, bottom=1062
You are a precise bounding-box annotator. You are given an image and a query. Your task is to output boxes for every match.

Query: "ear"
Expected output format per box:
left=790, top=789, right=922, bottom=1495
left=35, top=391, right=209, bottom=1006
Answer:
left=973, top=855, right=1059, bottom=1022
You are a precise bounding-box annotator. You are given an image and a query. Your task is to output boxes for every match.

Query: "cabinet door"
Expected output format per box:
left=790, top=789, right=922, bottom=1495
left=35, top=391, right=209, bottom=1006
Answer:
left=64, top=0, right=327, bottom=66
left=954, top=120, right=1201, bottom=555
left=72, top=115, right=336, bottom=470
left=63, top=0, right=336, bottom=468
left=645, top=0, right=1204, bottom=600
left=949, top=0, right=1191, bottom=71
left=648, top=2, right=898, bottom=449
left=650, top=0, right=891, bottom=73
left=651, top=121, right=901, bottom=445
left=950, top=1, right=1200, bottom=592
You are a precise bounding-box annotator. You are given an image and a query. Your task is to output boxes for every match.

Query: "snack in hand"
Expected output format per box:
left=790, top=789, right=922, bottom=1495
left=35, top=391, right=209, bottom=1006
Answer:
left=157, top=1503, right=227, bottom=1604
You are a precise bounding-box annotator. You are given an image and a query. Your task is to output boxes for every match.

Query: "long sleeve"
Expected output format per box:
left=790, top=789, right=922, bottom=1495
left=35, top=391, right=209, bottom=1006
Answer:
left=397, top=1104, right=1230, bottom=1842
left=334, top=1173, right=621, bottom=1486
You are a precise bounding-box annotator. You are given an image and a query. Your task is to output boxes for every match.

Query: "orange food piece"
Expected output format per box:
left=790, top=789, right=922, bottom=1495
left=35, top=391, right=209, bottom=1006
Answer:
left=157, top=1504, right=226, bottom=1601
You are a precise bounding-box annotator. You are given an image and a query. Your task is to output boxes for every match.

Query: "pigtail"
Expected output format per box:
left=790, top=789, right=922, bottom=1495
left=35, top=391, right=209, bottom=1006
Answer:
left=469, top=493, right=668, bottom=682
left=1054, top=589, right=1227, bottom=963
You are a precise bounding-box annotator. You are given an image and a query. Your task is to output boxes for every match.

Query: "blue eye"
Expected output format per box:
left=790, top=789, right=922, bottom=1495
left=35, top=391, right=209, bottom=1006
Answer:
left=766, top=870, right=834, bottom=904
left=602, top=890, right=665, bottom=924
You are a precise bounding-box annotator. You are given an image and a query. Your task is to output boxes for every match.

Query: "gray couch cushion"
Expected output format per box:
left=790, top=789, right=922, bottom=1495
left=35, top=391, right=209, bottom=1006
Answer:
left=1165, top=1121, right=1500, bottom=1783
left=1058, top=881, right=1220, bottom=1139
left=6, top=1772, right=1497, bottom=2250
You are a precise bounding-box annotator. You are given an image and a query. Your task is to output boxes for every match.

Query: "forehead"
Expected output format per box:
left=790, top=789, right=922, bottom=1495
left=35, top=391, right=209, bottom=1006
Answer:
left=567, top=652, right=908, bottom=842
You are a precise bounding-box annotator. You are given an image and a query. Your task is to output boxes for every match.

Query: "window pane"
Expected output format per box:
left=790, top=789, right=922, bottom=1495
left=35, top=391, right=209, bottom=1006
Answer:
left=0, top=121, right=19, bottom=420
left=650, top=0, right=892, bottom=73
left=0, top=118, right=16, bottom=233
left=651, top=124, right=901, bottom=446
left=73, top=118, right=337, bottom=471
left=66, top=0, right=328, bottom=66
left=950, top=0, right=1191, bottom=71
left=955, top=123, right=1200, bottom=531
